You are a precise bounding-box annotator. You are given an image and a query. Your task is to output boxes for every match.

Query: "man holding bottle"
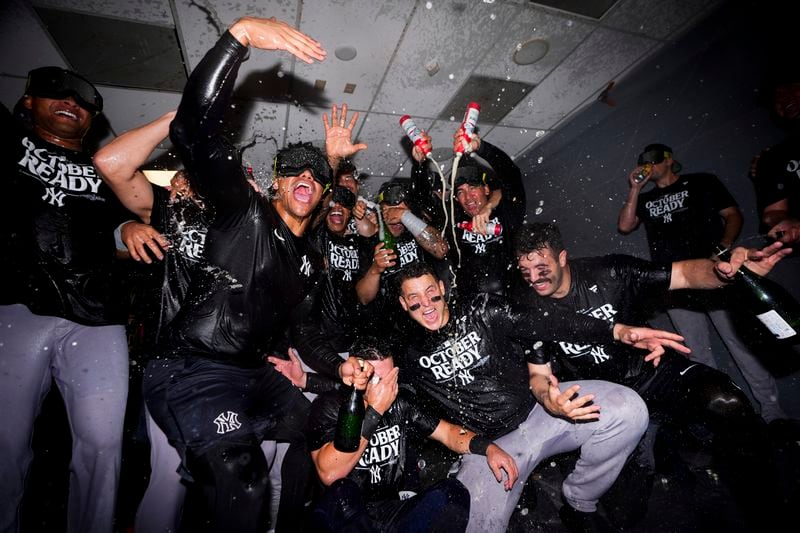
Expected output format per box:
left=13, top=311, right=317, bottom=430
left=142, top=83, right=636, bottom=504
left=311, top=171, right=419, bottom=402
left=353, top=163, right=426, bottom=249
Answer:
left=300, top=335, right=517, bottom=532
left=617, top=143, right=789, bottom=423
left=513, top=221, right=792, bottom=530
left=392, top=262, right=692, bottom=533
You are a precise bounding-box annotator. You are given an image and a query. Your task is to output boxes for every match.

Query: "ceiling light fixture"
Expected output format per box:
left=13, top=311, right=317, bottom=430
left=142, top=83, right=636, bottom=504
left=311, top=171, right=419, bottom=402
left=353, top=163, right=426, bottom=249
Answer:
left=513, top=38, right=550, bottom=65
left=335, top=46, right=358, bottom=61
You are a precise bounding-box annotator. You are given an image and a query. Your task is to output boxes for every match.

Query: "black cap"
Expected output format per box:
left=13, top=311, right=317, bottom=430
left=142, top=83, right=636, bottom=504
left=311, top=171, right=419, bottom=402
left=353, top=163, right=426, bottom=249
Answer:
left=274, top=142, right=333, bottom=189
left=330, top=186, right=356, bottom=209
left=453, top=165, right=488, bottom=189
left=378, top=178, right=409, bottom=206
left=336, top=159, right=358, bottom=178
left=25, top=66, right=103, bottom=114
left=638, top=143, right=682, bottom=173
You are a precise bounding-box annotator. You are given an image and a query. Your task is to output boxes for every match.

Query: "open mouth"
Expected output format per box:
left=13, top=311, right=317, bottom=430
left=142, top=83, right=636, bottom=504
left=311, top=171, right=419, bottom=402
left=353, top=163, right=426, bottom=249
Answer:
left=531, top=276, right=551, bottom=292
left=328, top=209, right=344, bottom=224
left=293, top=182, right=314, bottom=203
left=54, top=109, right=78, bottom=121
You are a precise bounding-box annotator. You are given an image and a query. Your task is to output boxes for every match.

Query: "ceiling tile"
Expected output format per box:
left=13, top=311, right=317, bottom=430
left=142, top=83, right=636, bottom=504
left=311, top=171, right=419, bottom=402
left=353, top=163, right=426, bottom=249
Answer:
left=372, top=0, right=518, bottom=117
left=483, top=124, right=548, bottom=160
left=476, top=5, right=594, bottom=85
left=0, top=0, right=67, bottom=76
left=350, top=111, right=416, bottom=182
left=295, top=0, right=415, bottom=110
left=602, top=0, right=718, bottom=40
left=502, top=26, right=655, bottom=129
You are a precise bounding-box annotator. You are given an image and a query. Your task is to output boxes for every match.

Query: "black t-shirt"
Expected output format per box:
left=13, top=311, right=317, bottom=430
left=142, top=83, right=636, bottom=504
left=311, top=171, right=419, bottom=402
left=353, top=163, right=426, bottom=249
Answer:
left=450, top=141, right=526, bottom=298
left=133, top=185, right=211, bottom=349
left=753, top=131, right=800, bottom=225
left=306, top=387, right=439, bottom=502
left=0, top=105, right=130, bottom=325
left=636, top=173, right=737, bottom=262
left=307, top=224, right=364, bottom=350
left=395, top=294, right=615, bottom=439
left=161, top=32, right=323, bottom=367
left=521, top=255, right=672, bottom=390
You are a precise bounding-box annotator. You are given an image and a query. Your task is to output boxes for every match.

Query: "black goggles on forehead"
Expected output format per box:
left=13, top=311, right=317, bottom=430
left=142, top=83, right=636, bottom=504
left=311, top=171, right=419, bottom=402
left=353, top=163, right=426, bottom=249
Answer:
left=378, top=184, right=407, bottom=206
left=637, top=149, right=670, bottom=166
left=407, top=295, right=443, bottom=312
left=274, top=143, right=333, bottom=190
left=330, top=186, right=356, bottom=209
left=25, top=67, right=103, bottom=113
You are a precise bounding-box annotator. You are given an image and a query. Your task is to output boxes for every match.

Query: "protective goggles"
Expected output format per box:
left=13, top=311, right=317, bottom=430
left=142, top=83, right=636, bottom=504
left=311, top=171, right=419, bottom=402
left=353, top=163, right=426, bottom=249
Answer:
left=330, top=186, right=356, bottom=209
left=378, top=182, right=407, bottom=206
left=274, top=142, right=333, bottom=190
left=637, top=148, right=671, bottom=166
left=25, top=66, right=103, bottom=114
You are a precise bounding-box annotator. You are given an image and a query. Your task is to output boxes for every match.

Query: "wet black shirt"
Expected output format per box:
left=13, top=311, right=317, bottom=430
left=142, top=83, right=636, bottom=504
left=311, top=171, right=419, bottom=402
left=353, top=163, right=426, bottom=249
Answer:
left=307, top=224, right=364, bottom=350
left=451, top=141, right=526, bottom=297
left=161, top=31, right=322, bottom=366
left=753, top=131, right=800, bottom=226
left=522, top=255, right=671, bottom=389
left=0, top=105, right=130, bottom=325
left=306, top=387, right=439, bottom=502
left=396, top=294, right=615, bottom=439
left=133, top=185, right=211, bottom=349
left=636, top=173, right=737, bottom=262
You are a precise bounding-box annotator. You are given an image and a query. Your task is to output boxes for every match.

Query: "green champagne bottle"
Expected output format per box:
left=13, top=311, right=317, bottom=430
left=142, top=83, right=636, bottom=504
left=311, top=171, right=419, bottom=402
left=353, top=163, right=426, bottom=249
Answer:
left=379, top=210, right=396, bottom=254
left=716, top=246, right=800, bottom=343
left=333, top=359, right=366, bottom=452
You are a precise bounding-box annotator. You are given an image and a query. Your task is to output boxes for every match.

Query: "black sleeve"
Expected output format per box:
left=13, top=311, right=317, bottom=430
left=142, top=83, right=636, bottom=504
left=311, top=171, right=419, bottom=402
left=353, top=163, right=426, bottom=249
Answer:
left=526, top=339, right=557, bottom=366
left=410, top=159, right=446, bottom=228
left=398, top=387, right=440, bottom=438
left=704, top=174, right=738, bottom=211
left=305, top=372, right=342, bottom=395
left=305, top=390, right=342, bottom=451
left=169, top=30, right=251, bottom=216
left=482, top=294, right=614, bottom=344
left=289, top=285, right=347, bottom=378
left=605, top=254, right=671, bottom=301
left=475, top=140, right=526, bottom=225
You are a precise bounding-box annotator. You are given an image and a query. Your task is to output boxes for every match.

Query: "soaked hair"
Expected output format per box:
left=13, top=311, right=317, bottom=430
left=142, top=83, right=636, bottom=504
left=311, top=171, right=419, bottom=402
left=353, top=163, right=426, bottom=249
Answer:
left=350, top=335, right=391, bottom=361
left=336, top=158, right=357, bottom=178
left=514, top=222, right=565, bottom=256
left=395, top=262, right=440, bottom=290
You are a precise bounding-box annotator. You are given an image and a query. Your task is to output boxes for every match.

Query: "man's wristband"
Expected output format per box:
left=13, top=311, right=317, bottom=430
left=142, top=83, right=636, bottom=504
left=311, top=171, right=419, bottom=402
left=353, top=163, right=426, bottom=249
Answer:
left=114, top=221, right=134, bottom=251
left=361, top=406, right=382, bottom=441
left=400, top=211, right=427, bottom=237
left=468, top=434, right=494, bottom=456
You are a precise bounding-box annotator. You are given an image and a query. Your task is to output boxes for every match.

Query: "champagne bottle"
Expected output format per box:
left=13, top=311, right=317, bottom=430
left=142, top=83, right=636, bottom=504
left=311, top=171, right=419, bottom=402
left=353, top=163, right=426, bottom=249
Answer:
left=716, top=246, right=800, bottom=342
left=333, top=361, right=366, bottom=452
left=379, top=210, right=396, bottom=254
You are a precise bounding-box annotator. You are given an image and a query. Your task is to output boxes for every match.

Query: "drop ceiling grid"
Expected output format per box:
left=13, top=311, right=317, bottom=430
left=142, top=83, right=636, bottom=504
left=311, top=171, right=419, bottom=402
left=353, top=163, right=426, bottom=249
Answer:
left=346, top=110, right=415, bottom=180
left=296, top=0, right=414, bottom=111
left=601, top=0, right=720, bottom=41
left=503, top=26, right=654, bottom=129
left=372, top=0, right=519, bottom=117
left=475, top=4, right=594, bottom=86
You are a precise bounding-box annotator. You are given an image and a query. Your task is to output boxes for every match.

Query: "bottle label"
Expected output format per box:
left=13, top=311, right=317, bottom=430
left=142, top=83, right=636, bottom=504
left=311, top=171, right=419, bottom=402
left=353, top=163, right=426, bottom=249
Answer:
left=756, top=310, right=797, bottom=339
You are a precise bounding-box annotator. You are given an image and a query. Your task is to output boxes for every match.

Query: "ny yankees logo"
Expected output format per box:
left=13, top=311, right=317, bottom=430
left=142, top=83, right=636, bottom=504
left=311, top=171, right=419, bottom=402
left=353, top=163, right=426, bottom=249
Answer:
left=213, top=411, right=242, bottom=434
left=342, top=269, right=352, bottom=282
left=663, top=213, right=672, bottom=223
left=42, top=187, right=66, bottom=207
left=474, top=242, right=487, bottom=254
left=369, top=465, right=382, bottom=484
left=589, top=284, right=598, bottom=293
left=457, top=368, right=475, bottom=386
left=300, top=255, right=312, bottom=276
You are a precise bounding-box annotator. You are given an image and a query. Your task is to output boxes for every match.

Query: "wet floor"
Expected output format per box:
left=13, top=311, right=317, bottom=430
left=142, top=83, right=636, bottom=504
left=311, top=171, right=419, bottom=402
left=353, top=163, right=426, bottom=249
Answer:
left=20, top=387, right=800, bottom=532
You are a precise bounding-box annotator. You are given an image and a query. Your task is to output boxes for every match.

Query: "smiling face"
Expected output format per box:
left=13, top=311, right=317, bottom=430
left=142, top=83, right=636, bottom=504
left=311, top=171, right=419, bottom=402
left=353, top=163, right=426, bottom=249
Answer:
left=25, top=95, right=93, bottom=145
left=272, top=169, right=325, bottom=230
left=326, top=200, right=352, bottom=235
left=517, top=245, right=569, bottom=299
left=455, top=183, right=489, bottom=217
left=399, top=273, right=449, bottom=330
left=337, top=172, right=358, bottom=195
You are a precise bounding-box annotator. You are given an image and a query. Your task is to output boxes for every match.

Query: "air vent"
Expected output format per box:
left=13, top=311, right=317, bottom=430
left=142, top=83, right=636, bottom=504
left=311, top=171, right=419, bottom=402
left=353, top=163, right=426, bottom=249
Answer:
left=438, top=76, right=535, bottom=124
left=35, top=7, right=186, bottom=91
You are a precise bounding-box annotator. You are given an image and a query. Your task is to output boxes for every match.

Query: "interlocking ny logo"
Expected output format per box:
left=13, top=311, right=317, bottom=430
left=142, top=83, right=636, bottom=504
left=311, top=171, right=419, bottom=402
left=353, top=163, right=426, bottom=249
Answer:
left=300, top=255, right=312, bottom=277
left=42, top=187, right=66, bottom=207
left=213, top=411, right=242, bottom=434
left=370, top=464, right=382, bottom=484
